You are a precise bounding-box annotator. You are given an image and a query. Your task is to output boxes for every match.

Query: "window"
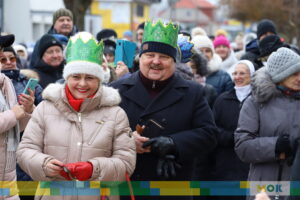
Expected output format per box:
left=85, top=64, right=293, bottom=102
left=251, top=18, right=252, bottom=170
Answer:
left=136, top=4, right=144, bottom=17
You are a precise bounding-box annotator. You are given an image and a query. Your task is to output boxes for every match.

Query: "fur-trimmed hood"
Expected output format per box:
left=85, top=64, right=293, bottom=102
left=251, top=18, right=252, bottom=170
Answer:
left=207, top=53, right=222, bottom=75
left=42, top=83, right=121, bottom=111
left=251, top=67, right=282, bottom=103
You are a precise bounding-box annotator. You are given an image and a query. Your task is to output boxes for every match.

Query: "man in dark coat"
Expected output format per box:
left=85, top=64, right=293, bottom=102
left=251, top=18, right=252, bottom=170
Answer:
left=111, top=20, right=217, bottom=200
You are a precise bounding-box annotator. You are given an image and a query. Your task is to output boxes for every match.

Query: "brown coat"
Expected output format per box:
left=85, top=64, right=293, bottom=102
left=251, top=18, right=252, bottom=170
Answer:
left=17, top=83, right=136, bottom=200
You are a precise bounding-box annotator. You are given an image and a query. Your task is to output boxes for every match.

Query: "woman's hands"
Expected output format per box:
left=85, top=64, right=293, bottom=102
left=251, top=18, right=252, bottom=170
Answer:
left=18, top=88, right=35, bottom=113
left=44, top=159, right=64, bottom=177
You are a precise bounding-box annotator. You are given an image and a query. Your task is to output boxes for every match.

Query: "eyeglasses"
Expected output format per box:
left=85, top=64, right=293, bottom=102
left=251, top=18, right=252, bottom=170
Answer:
left=232, top=72, right=249, bottom=76
left=0, top=56, right=16, bottom=64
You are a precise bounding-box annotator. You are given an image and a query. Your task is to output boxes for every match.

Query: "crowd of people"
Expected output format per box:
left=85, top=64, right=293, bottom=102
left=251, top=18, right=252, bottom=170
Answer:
left=1, top=7, right=300, bottom=200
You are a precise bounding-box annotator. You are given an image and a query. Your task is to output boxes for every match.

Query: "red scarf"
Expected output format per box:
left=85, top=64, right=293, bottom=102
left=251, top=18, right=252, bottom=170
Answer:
left=65, top=85, right=85, bottom=112
left=65, top=85, right=97, bottom=112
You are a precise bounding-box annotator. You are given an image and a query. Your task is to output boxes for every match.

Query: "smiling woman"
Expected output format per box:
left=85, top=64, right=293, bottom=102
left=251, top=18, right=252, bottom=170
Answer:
left=17, top=32, right=136, bottom=200
left=67, top=74, right=99, bottom=100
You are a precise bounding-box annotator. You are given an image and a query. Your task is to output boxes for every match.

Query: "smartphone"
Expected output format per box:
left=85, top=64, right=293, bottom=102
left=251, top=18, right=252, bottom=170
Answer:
left=114, top=39, right=137, bottom=68
left=142, top=119, right=165, bottom=138
left=22, top=78, right=38, bottom=95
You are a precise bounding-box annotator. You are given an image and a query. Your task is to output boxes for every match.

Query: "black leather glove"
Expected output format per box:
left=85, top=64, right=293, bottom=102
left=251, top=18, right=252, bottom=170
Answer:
left=275, top=134, right=292, bottom=158
left=142, top=136, right=177, bottom=157
left=157, top=155, right=181, bottom=179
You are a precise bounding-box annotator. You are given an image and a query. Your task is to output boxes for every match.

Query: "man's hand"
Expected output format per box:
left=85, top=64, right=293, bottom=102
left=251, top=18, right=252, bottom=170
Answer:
left=133, top=131, right=150, bottom=154
left=142, top=136, right=176, bottom=157
left=157, top=155, right=181, bottom=179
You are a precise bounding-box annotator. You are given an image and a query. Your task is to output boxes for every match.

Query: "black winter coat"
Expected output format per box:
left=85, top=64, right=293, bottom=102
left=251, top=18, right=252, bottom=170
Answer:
left=212, top=89, right=249, bottom=181
left=32, top=60, right=64, bottom=89
left=111, top=72, right=217, bottom=199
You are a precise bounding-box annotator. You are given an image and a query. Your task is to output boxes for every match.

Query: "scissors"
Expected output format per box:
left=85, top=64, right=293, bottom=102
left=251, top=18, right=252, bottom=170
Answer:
left=63, top=166, right=76, bottom=180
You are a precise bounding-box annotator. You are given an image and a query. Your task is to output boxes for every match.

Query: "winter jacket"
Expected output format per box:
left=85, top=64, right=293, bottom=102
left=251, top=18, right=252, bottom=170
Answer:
left=32, top=59, right=64, bottom=89
left=206, top=70, right=234, bottom=96
left=203, top=84, right=217, bottom=108
left=235, top=67, right=300, bottom=200
left=17, top=83, right=136, bottom=200
left=212, top=89, right=249, bottom=181
left=0, top=73, right=30, bottom=200
left=1, top=69, right=43, bottom=105
left=111, top=71, right=218, bottom=200
left=1, top=69, right=43, bottom=182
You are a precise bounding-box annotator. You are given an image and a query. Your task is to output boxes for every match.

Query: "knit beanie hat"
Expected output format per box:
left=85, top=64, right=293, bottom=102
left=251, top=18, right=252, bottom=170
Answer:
left=63, top=32, right=104, bottom=82
left=38, top=34, right=63, bottom=58
left=3, top=46, right=17, bottom=56
left=53, top=8, right=73, bottom=24
left=259, top=35, right=284, bottom=57
left=213, top=35, right=230, bottom=48
left=267, top=47, right=300, bottom=83
left=191, top=27, right=207, bottom=38
left=192, top=35, right=214, bottom=52
left=256, top=19, right=277, bottom=40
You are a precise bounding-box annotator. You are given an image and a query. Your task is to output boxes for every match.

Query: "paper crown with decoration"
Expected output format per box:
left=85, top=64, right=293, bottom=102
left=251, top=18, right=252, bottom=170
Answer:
left=63, top=32, right=105, bottom=81
left=177, top=34, right=194, bottom=63
left=140, top=20, right=179, bottom=60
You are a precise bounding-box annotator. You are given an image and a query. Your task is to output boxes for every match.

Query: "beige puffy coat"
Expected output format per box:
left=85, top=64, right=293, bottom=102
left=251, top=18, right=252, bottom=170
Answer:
left=17, top=83, right=136, bottom=199
left=1, top=73, right=30, bottom=200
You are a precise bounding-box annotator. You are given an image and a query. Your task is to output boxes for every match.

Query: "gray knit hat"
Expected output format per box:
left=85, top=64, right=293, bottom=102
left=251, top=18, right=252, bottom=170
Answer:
left=53, top=8, right=73, bottom=24
left=267, top=47, right=300, bottom=83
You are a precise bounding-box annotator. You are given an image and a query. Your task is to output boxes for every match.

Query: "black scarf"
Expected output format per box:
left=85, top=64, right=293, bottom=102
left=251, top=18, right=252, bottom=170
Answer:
left=1, top=69, right=20, bottom=80
left=277, top=85, right=300, bottom=99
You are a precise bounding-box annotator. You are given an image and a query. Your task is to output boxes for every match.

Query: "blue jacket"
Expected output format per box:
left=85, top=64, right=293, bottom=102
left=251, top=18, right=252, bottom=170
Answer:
left=206, top=70, right=234, bottom=96
left=1, top=70, right=43, bottom=105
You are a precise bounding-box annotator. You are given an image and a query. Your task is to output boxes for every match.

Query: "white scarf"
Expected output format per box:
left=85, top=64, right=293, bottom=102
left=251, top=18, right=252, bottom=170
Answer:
left=235, top=84, right=251, bottom=102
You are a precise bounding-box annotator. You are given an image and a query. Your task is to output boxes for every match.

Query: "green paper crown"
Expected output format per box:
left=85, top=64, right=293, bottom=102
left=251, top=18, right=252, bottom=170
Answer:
left=66, top=32, right=104, bottom=65
left=142, top=20, right=179, bottom=48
